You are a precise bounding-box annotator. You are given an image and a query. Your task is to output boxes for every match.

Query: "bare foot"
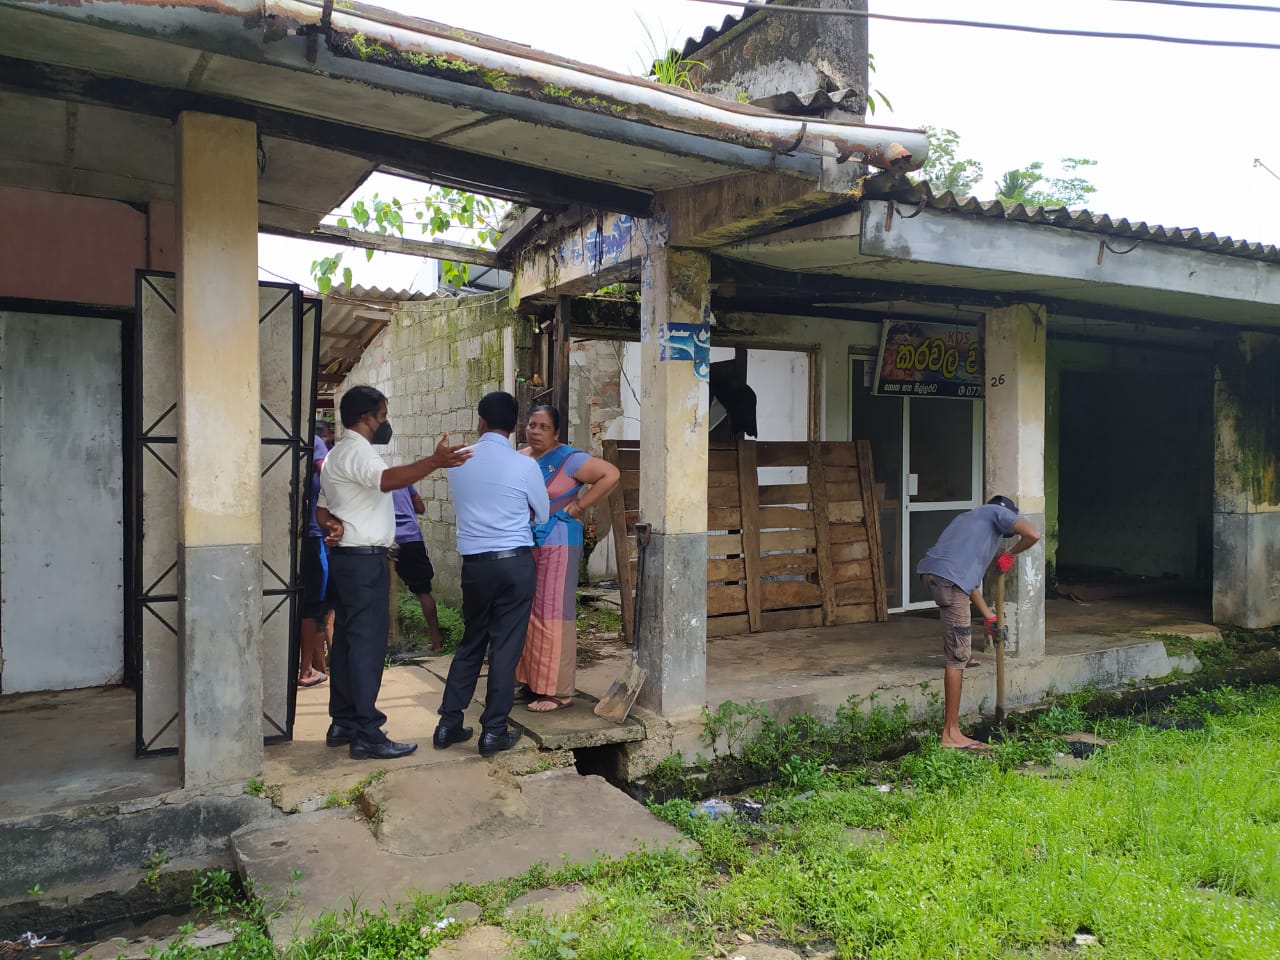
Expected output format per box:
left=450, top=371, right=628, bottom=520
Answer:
left=298, top=669, right=326, bottom=687
left=429, top=633, right=445, bottom=654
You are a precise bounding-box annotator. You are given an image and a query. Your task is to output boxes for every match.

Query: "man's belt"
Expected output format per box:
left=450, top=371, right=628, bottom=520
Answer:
left=463, top=547, right=532, bottom=562
left=330, top=545, right=389, bottom=555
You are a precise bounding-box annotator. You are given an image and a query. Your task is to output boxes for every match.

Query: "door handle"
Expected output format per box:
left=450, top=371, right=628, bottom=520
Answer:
left=908, top=473, right=919, bottom=497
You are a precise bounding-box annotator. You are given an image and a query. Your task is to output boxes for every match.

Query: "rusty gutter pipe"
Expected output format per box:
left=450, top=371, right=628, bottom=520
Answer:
left=268, top=0, right=927, bottom=172
left=2, top=0, right=926, bottom=172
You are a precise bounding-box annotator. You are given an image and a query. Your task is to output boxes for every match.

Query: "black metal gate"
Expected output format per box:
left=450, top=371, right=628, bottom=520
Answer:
left=130, top=274, right=320, bottom=755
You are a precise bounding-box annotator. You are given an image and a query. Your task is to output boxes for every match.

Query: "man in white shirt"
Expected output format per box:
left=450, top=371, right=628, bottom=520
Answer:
left=318, top=385, right=469, bottom=760
left=435, top=391, right=549, bottom=757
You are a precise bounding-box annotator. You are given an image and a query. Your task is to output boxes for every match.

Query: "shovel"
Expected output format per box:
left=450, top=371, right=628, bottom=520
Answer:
left=594, top=522, right=650, bottom=723
left=994, top=570, right=1008, bottom=725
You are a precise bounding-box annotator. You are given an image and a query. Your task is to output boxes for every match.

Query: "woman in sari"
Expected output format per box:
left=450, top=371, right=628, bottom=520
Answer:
left=515, top=405, right=621, bottom=712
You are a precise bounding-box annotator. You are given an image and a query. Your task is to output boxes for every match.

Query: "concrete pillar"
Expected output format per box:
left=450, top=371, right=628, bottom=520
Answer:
left=1213, top=332, right=1280, bottom=627
left=983, top=304, right=1048, bottom=658
left=175, top=112, right=263, bottom=787
left=636, top=246, right=710, bottom=717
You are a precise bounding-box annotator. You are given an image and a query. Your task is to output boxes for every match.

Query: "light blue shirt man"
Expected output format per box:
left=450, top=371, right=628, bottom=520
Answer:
left=448, top=432, right=549, bottom=555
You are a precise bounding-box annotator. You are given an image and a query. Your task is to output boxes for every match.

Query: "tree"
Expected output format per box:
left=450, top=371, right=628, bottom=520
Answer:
left=996, top=158, right=1098, bottom=208
left=310, top=187, right=506, bottom=294
left=916, top=128, right=1098, bottom=209
left=919, top=126, right=985, bottom=198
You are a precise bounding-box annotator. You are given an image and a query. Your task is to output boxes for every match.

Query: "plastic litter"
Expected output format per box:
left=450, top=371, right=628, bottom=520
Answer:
left=691, top=798, right=735, bottom=819
left=732, top=798, right=764, bottom=822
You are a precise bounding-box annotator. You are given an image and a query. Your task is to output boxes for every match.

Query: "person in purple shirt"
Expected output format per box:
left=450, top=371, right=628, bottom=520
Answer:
left=392, top=485, right=445, bottom=653
left=299, top=423, right=335, bottom=687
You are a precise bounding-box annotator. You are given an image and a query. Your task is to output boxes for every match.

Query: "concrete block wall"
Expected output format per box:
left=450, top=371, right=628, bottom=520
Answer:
left=339, top=290, right=522, bottom=606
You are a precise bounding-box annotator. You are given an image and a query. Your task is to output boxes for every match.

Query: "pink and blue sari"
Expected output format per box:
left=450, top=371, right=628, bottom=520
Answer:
left=516, top=444, right=589, bottom=699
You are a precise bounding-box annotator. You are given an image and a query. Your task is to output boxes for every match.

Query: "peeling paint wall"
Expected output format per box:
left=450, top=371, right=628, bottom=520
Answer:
left=0, top=187, right=166, bottom=307
left=339, top=291, right=524, bottom=606
left=688, top=0, right=869, bottom=117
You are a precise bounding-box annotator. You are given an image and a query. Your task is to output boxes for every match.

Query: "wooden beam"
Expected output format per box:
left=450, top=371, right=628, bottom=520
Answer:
left=511, top=211, right=654, bottom=303
left=306, top=224, right=503, bottom=268
left=808, top=441, right=838, bottom=627
left=736, top=440, right=763, bottom=632
left=554, top=295, right=571, bottom=429
left=663, top=170, right=854, bottom=248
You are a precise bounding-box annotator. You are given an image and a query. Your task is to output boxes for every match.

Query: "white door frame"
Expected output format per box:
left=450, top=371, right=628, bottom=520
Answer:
left=849, top=355, right=983, bottom=613
left=899, top=397, right=984, bottom=610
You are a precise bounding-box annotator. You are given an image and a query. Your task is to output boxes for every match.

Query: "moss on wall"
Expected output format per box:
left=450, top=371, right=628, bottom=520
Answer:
left=1218, top=334, right=1280, bottom=508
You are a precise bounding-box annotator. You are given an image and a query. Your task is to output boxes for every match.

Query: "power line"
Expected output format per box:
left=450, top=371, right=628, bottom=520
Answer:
left=1110, top=0, right=1280, bottom=12
left=1256, top=159, right=1280, bottom=184
left=687, top=0, right=1280, bottom=51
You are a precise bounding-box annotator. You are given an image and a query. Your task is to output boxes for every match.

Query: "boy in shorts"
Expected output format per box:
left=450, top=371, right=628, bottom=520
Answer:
left=391, top=486, right=445, bottom=653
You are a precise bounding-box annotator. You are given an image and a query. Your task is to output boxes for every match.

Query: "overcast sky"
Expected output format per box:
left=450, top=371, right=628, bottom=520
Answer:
left=260, top=0, right=1280, bottom=292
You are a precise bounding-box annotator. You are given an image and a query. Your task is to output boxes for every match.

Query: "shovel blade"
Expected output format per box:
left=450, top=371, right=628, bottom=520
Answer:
left=592, top=663, right=647, bottom=723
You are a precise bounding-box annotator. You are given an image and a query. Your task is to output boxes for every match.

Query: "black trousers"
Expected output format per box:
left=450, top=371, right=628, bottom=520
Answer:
left=327, top=551, right=390, bottom=743
left=438, top=550, right=536, bottom=736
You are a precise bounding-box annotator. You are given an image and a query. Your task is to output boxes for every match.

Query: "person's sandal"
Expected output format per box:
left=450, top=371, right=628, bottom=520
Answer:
left=512, top=684, right=534, bottom=703
left=527, top=697, right=574, bottom=712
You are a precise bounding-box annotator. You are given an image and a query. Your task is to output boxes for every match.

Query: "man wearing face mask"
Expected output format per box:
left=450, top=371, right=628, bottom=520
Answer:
left=317, top=385, right=471, bottom=760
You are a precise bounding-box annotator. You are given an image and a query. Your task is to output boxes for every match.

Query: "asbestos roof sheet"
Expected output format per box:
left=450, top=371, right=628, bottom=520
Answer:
left=681, top=7, right=763, bottom=59
left=750, top=88, right=862, bottom=116
left=918, top=187, right=1280, bottom=265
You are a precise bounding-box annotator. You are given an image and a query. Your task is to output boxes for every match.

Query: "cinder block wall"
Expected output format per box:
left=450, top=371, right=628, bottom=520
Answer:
left=339, top=290, right=524, bottom=606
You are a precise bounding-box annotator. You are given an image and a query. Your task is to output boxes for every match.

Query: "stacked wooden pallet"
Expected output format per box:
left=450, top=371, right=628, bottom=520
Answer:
left=602, top=439, right=888, bottom=640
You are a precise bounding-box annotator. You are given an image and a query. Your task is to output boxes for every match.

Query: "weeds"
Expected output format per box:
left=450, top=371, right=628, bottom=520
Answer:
left=322, top=768, right=388, bottom=810
left=146, top=685, right=1280, bottom=960
left=143, top=850, right=170, bottom=889
left=395, top=586, right=463, bottom=654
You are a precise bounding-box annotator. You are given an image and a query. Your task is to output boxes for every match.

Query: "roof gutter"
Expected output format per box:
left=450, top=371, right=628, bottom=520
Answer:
left=267, top=0, right=928, bottom=172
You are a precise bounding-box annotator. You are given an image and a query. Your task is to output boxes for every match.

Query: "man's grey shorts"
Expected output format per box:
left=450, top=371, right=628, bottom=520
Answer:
left=921, top=573, right=972, bottom=669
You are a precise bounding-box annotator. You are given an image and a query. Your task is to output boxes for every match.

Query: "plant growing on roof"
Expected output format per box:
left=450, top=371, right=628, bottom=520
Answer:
left=635, top=17, right=704, bottom=90
left=310, top=188, right=506, bottom=293
left=864, top=52, right=893, bottom=116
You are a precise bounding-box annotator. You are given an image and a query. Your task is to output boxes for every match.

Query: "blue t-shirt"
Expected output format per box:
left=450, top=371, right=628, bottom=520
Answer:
left=916, top=504, right=1019, bottom=593
left=391, top=487, right=424, bottom=545
left=306, top=435, right=329, bottom=538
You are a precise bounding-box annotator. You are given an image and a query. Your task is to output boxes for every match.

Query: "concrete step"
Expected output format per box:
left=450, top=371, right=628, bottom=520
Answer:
left=509, top=693, right=645, bottom=750
left=230, top=764, right=688, bottom=946
left=412, top=660, right=646, bottom=751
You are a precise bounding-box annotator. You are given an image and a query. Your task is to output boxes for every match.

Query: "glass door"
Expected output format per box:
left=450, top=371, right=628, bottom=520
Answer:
left=903, top=398, right=983, bottom=607
left=851, top=356, right=983, bottom=612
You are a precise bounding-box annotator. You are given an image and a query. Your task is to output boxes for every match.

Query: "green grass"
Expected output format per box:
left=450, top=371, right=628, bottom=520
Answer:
left=149, top=686, right=1280, bottom=960
left=394, top=586, right=464, bottom=654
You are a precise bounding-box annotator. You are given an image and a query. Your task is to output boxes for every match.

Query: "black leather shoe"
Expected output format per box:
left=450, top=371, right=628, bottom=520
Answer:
left=478, top=728, right=522, bottom=757
left=432, top=724, right=474, bottom=750
left=349, top=738, right=418, bottom=760
left=325, top=723, right=357, bottom=747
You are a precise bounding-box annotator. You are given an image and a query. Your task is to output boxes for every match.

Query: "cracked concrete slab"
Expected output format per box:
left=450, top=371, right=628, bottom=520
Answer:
left=232, top=765, right=687, bottom=945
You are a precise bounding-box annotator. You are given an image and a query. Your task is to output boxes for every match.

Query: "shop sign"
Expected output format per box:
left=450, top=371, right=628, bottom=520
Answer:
left=872, top=319, right=983, bottom=399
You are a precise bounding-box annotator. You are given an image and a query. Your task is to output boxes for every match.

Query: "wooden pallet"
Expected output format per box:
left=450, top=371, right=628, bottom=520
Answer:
left=602, top=439, right=888, bottom=641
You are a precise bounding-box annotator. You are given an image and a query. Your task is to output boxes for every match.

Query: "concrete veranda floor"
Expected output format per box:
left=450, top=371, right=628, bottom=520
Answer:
left=0, top=593, right=1213, bottom=823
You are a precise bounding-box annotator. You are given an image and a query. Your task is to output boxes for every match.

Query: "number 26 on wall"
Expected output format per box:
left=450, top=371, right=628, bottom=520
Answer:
left=990, top=374, right=1006, bottom=387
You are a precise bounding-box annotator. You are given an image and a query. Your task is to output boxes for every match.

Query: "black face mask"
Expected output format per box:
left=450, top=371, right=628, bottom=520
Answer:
left=371, top=420, right=393, bottom=445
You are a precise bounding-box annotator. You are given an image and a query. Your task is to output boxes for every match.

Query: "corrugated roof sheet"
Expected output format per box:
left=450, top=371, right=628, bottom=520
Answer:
left=750, top=88, right=860, bottom=116
left=914, top=186, right=1280, bottom=264
left=681, top=5, right=765, bottom=59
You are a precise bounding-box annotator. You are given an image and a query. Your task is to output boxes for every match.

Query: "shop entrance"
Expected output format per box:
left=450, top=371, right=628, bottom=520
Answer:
left=851, top=356, right=984, bottom=610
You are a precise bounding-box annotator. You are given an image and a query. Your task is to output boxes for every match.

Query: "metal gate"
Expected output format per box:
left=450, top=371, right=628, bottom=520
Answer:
left=131, top=273, right=320, bottom=755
